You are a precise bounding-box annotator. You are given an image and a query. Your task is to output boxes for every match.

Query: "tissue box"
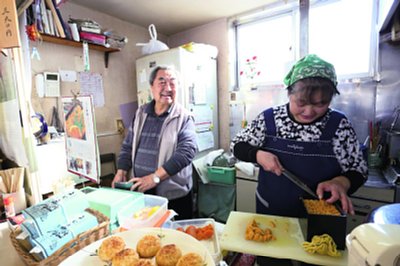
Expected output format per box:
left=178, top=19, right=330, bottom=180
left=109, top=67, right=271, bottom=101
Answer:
left=21, top=189, right=89, bottom=238
left=207, top=166, right=236, bottom=184
left=50, top=189, right=89, bottom=218
left=22, top=201, right=67, bottom=238
left=30, top=212, right=98, bottom=258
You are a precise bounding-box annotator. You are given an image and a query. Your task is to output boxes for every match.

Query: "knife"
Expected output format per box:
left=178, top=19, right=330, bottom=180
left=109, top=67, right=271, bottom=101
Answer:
left=282, top=169, right=318, bottom=199
left=282, top=169, right=345, bottom=215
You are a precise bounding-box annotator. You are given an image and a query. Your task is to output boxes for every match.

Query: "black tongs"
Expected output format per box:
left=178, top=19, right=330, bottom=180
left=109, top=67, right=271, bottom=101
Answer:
left=282, top=169, right=345, bottom=215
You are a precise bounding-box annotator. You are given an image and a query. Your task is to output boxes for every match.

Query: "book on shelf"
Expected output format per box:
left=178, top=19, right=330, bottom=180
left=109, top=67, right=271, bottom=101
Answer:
left=32, top=0, right=43, bottom=32
left=80, top=26, right=101, bottom=34
left=79, top=31, right=106, bottom=46
left=17, top=0, right=34, bottom=16
left=46, top=9, right=55, bottom=36
left=26, top=3, right=34, bottom=25
left=51, top=0, right=72, bottom=40
left=39, top=0, right=50, bottom=34
left=44, top=0, right=65, bottom=38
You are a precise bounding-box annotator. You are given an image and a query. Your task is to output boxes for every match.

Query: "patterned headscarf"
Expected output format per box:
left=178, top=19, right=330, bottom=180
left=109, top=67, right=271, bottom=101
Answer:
left=284, top=54, right=337, bottom=87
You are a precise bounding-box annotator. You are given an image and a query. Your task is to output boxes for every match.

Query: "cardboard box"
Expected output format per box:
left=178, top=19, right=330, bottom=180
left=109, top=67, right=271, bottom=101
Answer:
left=207, top=166, right=236, bottom=184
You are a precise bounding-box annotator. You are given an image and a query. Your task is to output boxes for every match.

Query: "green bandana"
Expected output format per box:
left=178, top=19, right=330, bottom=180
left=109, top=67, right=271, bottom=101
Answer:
left=284, top=54, right=337, bottom=87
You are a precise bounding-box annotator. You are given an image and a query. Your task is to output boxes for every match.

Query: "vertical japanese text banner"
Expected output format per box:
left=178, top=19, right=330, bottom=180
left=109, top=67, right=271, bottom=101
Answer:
left=0, top=0, right=21, bottom=49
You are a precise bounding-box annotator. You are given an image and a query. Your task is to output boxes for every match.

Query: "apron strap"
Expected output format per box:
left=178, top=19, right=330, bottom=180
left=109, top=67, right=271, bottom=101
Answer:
left=321, top=110, right=346, bottom=140
left=264, top=107, right=276, bottom=136
left=264, top=107, right=345, bottom=140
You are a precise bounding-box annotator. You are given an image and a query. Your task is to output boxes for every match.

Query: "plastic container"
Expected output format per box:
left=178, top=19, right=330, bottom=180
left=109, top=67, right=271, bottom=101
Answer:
left=2, top=189, right=27, bottom=214
left=170, top=218, right=221, bottom=263
left=4, top=195, right=16, bottom=217
left=117, top=194, right=168, bottom=230
left=207, top=166, right=236, bottom=184
left=83, top=187, right=143, bottom=226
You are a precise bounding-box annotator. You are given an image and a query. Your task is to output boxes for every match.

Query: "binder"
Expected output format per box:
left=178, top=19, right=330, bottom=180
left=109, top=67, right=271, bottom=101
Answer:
left=39, top=0, right=50, bottom=34
left=51, top=0, right=72, bottom=40
left=44, top=0, right=65, bottom=38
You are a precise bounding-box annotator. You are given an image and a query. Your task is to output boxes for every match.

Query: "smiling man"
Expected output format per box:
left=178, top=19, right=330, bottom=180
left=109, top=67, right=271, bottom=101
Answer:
left=113, top=66, right=198, bottom=220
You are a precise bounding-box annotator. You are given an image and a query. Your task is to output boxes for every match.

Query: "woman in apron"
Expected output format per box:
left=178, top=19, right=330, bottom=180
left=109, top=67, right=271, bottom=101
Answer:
left=231, top=54, right=368, bottom=265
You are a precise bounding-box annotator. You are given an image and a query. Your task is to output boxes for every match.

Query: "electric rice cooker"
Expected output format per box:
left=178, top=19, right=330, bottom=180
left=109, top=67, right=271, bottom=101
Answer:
left=346, top=223, right=400, bottom=265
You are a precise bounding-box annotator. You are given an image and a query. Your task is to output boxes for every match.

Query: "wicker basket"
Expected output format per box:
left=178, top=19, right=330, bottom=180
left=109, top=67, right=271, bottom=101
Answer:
left=9, top=208, right=110, bottom=266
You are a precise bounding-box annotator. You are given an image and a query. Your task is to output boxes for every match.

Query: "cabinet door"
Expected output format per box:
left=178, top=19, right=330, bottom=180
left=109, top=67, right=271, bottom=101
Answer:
left=236, top=179, right=257, bottom=213
left=347, top=197, right=390, bottom=233
left=197, top=182, right=236, bottom=223
left=352, top=197, right=389, bottom=215
left=346, top=214, right=365, bottom=234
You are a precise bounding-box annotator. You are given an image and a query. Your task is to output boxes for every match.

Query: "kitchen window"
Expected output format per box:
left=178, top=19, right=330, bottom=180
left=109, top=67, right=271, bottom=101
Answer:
left=232, top=0, right=377, bottom=90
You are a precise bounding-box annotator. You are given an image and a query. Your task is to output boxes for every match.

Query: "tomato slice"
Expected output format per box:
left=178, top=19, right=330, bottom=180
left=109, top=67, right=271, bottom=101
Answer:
left=185, top=225, right=197, bottom=239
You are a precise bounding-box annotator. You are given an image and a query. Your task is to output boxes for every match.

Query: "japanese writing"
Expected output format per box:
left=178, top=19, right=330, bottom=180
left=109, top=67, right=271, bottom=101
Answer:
left=1, top=6, right=13, bottom=37
left=0, top=0, right=20, bottom=48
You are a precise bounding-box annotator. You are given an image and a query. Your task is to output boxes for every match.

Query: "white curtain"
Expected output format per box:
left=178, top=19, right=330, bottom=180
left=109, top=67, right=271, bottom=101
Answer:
left=0, top=12, right=42, bottom=205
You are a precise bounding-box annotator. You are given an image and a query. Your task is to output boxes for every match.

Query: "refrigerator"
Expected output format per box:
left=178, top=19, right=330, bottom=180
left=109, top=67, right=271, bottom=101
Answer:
left=135, top=47, right=219, bottom=157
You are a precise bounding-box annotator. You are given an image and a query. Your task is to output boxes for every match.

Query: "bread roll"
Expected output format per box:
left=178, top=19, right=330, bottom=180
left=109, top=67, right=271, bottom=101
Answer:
left=112, top=248, right=139, bottom=266
left=155, top=244, right=182, bottom=266
left=176, top=252, right=203, bottom=266
left=136, top=234, right=161, bottom=258
left=133, top=258, right=154, bottom=266
left=98, top=236, right=126, bottom=261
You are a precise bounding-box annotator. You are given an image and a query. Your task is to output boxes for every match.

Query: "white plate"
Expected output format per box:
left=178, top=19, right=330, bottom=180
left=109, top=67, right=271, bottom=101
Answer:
left=59, top=227, right=215, bottom=265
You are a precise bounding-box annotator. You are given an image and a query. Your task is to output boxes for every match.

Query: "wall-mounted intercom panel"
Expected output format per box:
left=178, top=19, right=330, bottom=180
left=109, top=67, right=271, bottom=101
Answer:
left=43, top=72, right=60, bottom=97
left=35, top=72, right=61, bottom=97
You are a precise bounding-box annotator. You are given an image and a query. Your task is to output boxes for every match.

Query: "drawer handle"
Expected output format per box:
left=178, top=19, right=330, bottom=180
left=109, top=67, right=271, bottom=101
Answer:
left=353, top=204, right=371, bottom=210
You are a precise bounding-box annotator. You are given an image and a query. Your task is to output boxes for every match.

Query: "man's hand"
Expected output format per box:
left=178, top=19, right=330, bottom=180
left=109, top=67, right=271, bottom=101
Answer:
left=130, top=174, right=158, bottom=192
left=111, top=169, right=128, bottom=188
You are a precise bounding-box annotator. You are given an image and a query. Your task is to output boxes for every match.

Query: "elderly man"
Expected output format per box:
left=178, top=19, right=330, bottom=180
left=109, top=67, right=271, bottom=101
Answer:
left=113, top=65, right=198, bottom=219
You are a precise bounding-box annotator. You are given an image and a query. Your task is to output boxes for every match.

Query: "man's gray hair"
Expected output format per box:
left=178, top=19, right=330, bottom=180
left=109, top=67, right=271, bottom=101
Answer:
left=149, top=65, right=178, bottom=86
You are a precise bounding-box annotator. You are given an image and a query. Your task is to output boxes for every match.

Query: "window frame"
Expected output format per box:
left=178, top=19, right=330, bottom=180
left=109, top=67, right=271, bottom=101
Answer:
left=230, top=0, right=379, bottom=91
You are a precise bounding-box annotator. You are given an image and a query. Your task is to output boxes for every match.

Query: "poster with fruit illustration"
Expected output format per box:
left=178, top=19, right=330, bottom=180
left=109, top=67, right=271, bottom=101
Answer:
left=62, top=95, right=100, bottom=183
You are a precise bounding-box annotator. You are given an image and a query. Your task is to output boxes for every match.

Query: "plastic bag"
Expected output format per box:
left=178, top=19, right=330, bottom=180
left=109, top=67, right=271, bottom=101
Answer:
left=136, top=24, right=169, bottom=55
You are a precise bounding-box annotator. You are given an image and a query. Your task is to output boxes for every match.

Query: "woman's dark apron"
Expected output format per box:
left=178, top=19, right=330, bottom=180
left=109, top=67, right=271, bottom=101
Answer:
left=256, top=108, right=344, bottom=217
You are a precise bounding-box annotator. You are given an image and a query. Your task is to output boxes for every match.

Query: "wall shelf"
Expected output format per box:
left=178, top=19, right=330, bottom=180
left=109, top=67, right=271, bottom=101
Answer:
left=41, top=34, right=120, bottom=67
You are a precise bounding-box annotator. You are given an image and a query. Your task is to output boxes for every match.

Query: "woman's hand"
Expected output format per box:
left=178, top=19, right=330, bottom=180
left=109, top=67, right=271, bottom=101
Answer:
left=316, top=176, right=354, bottom=214
left=256, top=150, right=283, bottom=176
left=111, top=169, right=128, bottom=188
